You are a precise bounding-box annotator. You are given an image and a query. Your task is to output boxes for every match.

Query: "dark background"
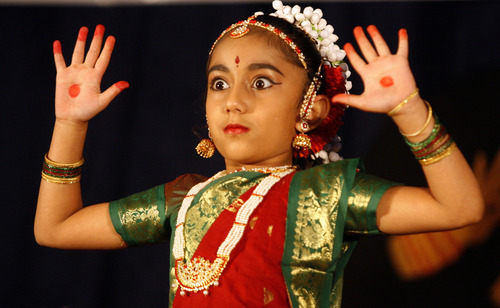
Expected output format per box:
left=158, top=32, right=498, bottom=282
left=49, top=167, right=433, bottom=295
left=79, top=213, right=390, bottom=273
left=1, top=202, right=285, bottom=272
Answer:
left=1, top=1, right=499, bottom=307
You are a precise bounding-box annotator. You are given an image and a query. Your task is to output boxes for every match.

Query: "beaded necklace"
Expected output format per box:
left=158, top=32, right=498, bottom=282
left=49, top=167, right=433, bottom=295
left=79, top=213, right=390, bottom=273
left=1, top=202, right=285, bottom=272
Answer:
left=172, top=165, right=296, bottom=296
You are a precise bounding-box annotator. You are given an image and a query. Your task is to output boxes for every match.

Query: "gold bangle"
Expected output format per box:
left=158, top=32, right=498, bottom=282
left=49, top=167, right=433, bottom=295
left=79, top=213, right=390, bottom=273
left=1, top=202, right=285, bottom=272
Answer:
left=44, top=153, right=85, bottom=169
left=399, top=100, right=433, bottom=137
left=419, top=142, right=457, bottom=165
left=41, top=172, right=81, bottom=184
left=388, top=88, right=419, bottom=116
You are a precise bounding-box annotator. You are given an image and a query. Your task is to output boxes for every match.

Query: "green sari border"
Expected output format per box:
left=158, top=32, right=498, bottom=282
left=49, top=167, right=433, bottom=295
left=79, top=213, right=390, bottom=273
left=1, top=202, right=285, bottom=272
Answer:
left=282, top=159, right=360, bottom=308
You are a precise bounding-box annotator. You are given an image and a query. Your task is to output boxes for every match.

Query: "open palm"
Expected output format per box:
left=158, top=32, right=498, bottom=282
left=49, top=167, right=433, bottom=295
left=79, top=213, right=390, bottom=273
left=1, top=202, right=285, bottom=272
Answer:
left=333, top=26, right=418, bottom=113
left=53, top=25, right=128, bottom=123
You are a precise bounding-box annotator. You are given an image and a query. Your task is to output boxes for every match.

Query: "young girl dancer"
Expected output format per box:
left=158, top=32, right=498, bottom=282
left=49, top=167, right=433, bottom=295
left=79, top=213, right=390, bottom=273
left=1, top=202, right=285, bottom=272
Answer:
left=35, top=1, right=483, bottom=306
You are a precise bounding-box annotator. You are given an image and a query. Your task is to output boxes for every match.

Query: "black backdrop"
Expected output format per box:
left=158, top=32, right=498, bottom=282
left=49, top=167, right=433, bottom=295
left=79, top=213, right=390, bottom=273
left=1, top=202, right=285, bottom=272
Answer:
left=1, top=1, right=499, bottom=307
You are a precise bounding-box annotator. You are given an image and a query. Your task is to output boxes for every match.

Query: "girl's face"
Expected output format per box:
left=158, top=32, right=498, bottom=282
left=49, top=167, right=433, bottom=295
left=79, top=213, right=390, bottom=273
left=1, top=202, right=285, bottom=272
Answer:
left=206, top=32, right=307, bottom=171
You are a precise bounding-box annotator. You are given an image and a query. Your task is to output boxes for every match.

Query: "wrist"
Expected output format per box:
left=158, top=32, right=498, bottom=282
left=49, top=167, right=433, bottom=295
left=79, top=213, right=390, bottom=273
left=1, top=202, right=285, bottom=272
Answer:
left=48, top=119, right=88, bottom=164
left=54, top=118, right=89, bottom=131
left=390, top=96, right=434, bottom=143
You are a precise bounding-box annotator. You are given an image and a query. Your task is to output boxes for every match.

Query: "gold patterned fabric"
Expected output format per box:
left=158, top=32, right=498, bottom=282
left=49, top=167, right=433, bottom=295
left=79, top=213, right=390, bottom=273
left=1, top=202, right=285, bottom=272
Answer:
left=109, top=184, right=166, bottom=246
left=109, top=159, right=399, bottom=307
left=109, top=174, right=207, bottom=246
left=183, top=175, right=265, bottom=259
left=282, top=159, right=398, bottom=307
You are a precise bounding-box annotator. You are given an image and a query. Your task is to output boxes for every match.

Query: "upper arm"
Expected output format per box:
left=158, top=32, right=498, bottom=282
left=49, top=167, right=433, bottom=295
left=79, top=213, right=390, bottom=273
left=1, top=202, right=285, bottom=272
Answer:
left=36, top=202, right=125, bottom=250
left=376, top=186, right=472, bottom=234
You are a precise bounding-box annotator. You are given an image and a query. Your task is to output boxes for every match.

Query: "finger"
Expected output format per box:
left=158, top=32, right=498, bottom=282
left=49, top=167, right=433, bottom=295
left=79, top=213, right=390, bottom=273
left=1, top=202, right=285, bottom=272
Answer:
left=331, top=93, right=365, bottom=109
left=396, top=29, right=409, bottom=58
left=84, top=25, right=105, bottom=67
left=343, top=43, right=366, bottom=75
left=353, top=26, right=378, bottom=62
left=94, top=36, right=116, bottom=76
left=99, top=81, right=129, bottom=107
left=366, top=25, right=391, bottom=56
left=53, top=40, right=66, bottom=72
left=71, top=26, right=89, bottom=64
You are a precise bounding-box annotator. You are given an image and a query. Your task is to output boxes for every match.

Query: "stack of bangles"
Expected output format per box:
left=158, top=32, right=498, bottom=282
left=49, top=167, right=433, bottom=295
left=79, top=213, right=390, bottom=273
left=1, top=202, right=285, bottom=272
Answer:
left=41, top=154, right=84, bottom=184
left=390, top=89, right=457, bottom=166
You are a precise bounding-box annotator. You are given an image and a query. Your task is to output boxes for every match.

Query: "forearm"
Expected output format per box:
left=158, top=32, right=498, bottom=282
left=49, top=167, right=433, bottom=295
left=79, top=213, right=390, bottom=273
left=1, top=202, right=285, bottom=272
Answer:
left=421, top=149, right=484, bottom=226
left=35, top=119, right=88, bottom=245
left=391, top=96, right=484, bottom=228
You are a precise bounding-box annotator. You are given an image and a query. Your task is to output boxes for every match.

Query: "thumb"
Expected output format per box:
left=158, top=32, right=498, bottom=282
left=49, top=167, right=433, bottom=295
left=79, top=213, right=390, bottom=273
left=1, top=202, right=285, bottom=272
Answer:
left=331, top=93, right=364, bottom=109
left=100, top=81, right=129, bottom=107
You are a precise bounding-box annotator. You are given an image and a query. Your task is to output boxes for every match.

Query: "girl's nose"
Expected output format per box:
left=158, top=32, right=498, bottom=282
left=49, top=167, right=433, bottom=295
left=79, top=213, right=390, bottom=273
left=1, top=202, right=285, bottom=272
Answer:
left=224, top=83, right=248, bottom=113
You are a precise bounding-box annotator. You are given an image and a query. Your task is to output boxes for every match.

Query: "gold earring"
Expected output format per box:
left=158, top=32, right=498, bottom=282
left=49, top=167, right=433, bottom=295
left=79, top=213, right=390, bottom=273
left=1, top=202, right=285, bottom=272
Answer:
left=292, top=120, right=312, bottom=151
left=292, top=133, right=312, bottom=151
left=196, top=124, right=215, bottom=158
left=196, top=139, right=215, bottom=158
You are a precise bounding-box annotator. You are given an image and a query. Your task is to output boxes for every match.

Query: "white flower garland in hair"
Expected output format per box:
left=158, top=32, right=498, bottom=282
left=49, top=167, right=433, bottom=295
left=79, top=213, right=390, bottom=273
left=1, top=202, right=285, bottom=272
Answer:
left=255, top=0, right=352, bottom=91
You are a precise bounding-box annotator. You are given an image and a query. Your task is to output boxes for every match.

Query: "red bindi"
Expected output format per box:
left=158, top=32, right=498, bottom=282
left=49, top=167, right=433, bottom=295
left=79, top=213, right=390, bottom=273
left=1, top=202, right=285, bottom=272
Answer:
left=380, top=76, right=394, bottom=87
left=235, top=56, right=240, bottom=66
left=68, top=84, right=81, bottom=98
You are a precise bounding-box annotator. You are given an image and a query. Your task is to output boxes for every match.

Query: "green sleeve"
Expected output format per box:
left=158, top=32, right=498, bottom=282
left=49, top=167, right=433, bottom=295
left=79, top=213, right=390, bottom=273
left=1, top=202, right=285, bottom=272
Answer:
left=109, top=184, right=168, bottom=246
left=345, top=170, right=401, bottom=235
left=109, top=173, right=207, bottom=247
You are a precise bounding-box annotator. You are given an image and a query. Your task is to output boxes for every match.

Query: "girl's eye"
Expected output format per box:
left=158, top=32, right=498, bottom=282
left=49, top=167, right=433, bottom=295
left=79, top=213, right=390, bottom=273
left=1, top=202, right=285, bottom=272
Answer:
left=252, top=77, right=275, bottom=89
left=210, top=79, right=229, bottom=91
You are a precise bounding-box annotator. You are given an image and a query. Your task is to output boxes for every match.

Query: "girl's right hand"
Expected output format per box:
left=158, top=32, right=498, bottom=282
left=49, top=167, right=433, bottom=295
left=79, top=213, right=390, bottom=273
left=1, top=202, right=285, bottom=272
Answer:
left=53, top=25, right=128, bottom=123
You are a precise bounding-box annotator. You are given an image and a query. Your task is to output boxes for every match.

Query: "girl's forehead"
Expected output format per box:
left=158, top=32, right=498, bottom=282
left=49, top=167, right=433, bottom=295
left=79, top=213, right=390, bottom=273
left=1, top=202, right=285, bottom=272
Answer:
left=210, top=34, right=290, bottom=66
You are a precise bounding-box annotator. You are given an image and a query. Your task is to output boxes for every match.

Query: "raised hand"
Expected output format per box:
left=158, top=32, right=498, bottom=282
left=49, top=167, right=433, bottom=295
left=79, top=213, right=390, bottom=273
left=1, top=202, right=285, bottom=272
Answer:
left=53, top=25, right=128, bottom=123
left=332, top=25, right=418, bottom=114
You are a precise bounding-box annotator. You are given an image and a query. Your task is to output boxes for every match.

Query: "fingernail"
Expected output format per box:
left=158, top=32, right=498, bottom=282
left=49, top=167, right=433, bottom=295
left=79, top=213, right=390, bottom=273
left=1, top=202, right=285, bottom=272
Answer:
left=53, top=40, right=62, bottom=54
left=399, top=28, right=408, bottom=40
left=115, top=81, right=129, bottom=90
left=94, top=24, right=105, bottom=37
left=353, top=26, right=364, bottom=39
left=78, top=27, right=89, bottom=42
left=367, top=25, right=378, bottom=36
left=344, top=43, right=355, bottom=53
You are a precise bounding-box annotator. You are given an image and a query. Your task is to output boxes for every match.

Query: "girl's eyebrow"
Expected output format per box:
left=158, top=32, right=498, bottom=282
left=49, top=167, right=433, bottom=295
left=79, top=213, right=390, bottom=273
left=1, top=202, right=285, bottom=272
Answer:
left=208, top=64, right=229, bottom=74
left=248, top=63, right=284, bottom=76
left=208, top=63, right=284, bottom=77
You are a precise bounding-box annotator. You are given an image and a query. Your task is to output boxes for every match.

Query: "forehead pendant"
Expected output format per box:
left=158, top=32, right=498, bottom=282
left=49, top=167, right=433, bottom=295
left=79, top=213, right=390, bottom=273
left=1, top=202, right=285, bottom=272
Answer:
left=230, top=25, right=250, bottom=38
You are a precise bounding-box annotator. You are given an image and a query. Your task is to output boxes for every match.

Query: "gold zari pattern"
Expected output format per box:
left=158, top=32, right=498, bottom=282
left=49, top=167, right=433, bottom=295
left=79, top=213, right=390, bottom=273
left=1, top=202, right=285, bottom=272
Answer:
left=290, top=168, right=341, bottom=307
left=109, top=161, right=399, bottom=307
left=183, top=175, right=265, bottom=260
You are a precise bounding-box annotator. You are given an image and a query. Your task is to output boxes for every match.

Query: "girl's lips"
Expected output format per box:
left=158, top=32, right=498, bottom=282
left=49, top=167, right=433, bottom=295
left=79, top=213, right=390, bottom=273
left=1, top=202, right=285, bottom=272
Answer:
left=224, top=123, right=249, bottom=134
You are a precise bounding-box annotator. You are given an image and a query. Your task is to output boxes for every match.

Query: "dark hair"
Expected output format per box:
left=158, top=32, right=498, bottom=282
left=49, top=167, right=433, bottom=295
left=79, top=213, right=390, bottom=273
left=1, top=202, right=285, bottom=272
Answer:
left=253, top=14, right=322, bottom=87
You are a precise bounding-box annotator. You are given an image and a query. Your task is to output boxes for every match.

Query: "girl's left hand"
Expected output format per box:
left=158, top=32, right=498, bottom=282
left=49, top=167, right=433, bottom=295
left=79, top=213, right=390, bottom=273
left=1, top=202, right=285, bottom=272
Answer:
left=332, top=25, right=418, bottom=113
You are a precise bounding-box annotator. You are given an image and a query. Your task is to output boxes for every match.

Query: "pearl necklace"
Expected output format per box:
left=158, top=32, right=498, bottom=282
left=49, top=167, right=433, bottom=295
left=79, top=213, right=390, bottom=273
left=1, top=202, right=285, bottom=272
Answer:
left=172, top=166, right=295, bottom=296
